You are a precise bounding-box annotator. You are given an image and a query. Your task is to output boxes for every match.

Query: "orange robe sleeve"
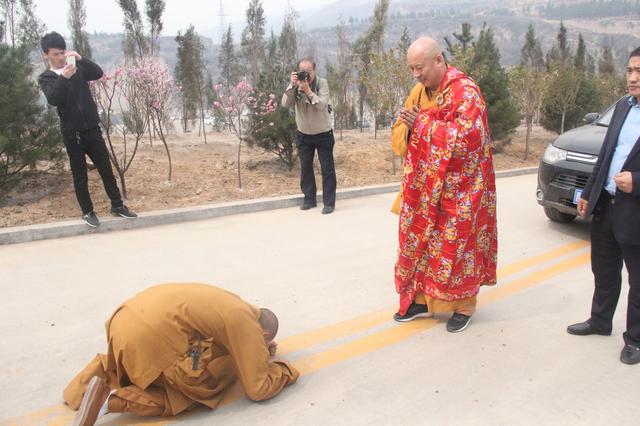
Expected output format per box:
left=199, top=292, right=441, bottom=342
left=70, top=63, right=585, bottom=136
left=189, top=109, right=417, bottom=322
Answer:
left=219, top=307, right=299, bottom=401
left=390, top=84, right=439, bottom=214
left=391, top=83, right=424, bottom=156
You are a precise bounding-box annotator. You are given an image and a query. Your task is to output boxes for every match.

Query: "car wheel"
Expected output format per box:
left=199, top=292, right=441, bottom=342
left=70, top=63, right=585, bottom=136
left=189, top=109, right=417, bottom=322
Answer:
left=544, top=207, right=576, bottom=223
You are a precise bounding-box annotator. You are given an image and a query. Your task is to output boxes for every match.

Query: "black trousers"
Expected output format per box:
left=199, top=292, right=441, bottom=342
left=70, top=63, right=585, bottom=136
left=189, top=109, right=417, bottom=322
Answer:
left=589, top=193, right=640, bottom=346
left=63, top=126, right=123, bottom=214
left=296, top=130, right=336, bottom=207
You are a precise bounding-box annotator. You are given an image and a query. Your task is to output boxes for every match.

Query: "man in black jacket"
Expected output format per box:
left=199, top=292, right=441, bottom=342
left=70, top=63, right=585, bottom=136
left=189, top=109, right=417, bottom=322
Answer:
left=38, top=32, right=136, bottom=228
left=567, top=47, right=640, bottom=365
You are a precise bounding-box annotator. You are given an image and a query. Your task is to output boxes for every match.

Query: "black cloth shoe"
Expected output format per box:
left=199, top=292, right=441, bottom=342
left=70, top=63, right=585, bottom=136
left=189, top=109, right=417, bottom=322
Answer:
left=300, top=203, right=317, bottom=211
left=393, top=303, right=431, bottom=322
left=620, top=344, right=640, bottom=365
left=322, top=206, right=335, bottom=215
left=82, top=212, right=100, bottom=228
left=111, top=205, right=137, bottom=219
left=447, top=313, right=471, bottom=333
left=566, top=320, right=611, bottom=336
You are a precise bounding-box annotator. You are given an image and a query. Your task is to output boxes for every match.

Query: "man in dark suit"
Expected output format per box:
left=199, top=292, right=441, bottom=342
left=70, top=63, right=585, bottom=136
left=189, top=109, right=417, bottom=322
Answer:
left=567, top=47, right=640, bottom=365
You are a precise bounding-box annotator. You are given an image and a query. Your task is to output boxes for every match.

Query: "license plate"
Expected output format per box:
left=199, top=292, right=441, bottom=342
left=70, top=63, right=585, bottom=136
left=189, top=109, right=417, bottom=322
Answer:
left=573, top=189, right=583, bottom=204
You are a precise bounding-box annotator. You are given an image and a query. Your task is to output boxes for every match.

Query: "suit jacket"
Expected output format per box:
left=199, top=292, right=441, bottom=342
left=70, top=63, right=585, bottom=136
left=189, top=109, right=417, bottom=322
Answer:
left=582, top=96, right=640, bottom=245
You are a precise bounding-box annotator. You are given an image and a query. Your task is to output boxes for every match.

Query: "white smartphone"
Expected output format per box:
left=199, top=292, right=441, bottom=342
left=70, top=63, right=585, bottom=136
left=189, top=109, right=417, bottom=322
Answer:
left=66, top=55, right=76, bottom=66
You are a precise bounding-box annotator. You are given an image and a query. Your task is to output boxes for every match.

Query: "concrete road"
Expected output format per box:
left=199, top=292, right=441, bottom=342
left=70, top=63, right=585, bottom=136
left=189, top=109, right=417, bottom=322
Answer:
left=0, top=174, right=636, bottom=425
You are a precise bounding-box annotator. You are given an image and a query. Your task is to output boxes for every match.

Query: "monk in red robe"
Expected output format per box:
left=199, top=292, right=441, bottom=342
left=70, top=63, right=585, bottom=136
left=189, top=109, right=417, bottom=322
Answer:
left=393, top=37, right=498, bottom=332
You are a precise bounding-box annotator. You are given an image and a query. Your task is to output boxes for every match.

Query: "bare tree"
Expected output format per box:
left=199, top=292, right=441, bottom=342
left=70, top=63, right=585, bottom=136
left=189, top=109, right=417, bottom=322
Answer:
left=175, top=25, right=207, bottom=143
left=68, top=0, right=92, bottom=58
left=1, top=0, right=18, bottom=47
left=353, top=0, right=390, bottom=131
left=17, top=0, right=46, bottom=57
left=510, top=66, right=546, bottom=159
left=326, top=19, right=352, bottom=140
left=145, top=0, right=165, bottom=56
left=240, top=0, right=265, bottom=86
left=117, top=0, right=148, bottom=60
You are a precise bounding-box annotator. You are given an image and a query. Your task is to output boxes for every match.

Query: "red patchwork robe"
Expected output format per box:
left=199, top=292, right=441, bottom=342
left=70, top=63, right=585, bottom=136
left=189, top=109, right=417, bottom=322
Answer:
left=394, top=66, right=498, bottom=316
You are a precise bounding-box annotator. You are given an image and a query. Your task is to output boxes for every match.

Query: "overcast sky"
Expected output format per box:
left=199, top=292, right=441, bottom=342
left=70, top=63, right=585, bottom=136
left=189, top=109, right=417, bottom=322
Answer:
left=33, top=0, right=338, bottom=36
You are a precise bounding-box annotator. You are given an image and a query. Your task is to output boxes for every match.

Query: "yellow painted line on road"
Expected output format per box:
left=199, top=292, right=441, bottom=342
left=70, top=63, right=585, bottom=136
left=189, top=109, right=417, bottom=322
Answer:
left=156, top=248, right=594, bottom=416
left=479, top=252, right=590, bottom=307
left=4, top=242, right=590, bottom=425
left=496, top=240, right=588, bottom=279
left=293, top=251, right=590, bottom=375
left=277, top=308, right=392, bottom=354
left=217, top=250, right=592, bottom=409
left=1, top=405, right=169, bottom=426
left=278, top=240, right=589, bottom=355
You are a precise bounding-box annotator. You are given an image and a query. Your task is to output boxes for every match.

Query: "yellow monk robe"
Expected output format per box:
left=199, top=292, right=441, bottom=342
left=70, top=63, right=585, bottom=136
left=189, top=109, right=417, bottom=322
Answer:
left=64, top=283, right=299, bottom=417
left=390, top=83, right=438, bottom=214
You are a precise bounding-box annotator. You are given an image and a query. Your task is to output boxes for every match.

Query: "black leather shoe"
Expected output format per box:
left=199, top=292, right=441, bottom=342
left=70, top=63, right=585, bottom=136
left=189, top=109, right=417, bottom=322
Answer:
left=566, top=320, right=611, bottom=336
left=300, top=203, right=317, bottom=211
left=620, top=344, right=640, bottom=365
left=321, top=206, right=335, bottom=215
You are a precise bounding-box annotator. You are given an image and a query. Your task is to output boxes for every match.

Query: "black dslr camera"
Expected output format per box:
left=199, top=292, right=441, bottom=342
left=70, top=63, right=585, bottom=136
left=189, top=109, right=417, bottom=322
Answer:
left=296, top=71, right=310, bottom=82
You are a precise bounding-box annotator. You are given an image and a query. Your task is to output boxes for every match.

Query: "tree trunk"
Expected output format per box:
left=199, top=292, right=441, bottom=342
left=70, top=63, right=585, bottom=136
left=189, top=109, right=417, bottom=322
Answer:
left=524, top=119, right=532, bottom=161
left=560, top=107, right=566, bottom=134
left=236, top=139, right=242, bottom=189
left=358, top=87, right=365, bottom=132
left=373, top=113, right=378, bottom=140
left=147, top=112, right=154, bottom=147
left=118, top=169, right=128, bottom=199
left=200, top=97, right=207, bottom=144
left=153, top=114, right=172, bottom=182
left=161, top=136, right=172, bottom=182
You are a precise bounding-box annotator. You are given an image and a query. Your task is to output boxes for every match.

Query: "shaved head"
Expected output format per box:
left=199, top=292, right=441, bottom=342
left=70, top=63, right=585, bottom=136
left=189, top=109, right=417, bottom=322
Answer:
left=259, top=308, right=279, bottom=342
left=406, top=36, right=447, bottom=90
left=407, top=36, right=442, bottom=60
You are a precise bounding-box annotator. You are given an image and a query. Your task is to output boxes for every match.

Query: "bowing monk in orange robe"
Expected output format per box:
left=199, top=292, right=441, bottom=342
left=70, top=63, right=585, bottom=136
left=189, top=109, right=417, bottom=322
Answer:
left=392, top=37, right=497, bottom=333
left=65, top=283, right=299, bottom=426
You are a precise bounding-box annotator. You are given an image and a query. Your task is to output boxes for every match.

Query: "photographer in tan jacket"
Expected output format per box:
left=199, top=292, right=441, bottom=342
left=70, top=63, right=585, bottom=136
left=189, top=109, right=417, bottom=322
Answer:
left=282, top=58, right=336, bottom=214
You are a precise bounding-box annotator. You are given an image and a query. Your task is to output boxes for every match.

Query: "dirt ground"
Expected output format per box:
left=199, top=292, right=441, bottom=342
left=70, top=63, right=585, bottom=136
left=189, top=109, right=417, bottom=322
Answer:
left=0, top=125, right=554, bottom=228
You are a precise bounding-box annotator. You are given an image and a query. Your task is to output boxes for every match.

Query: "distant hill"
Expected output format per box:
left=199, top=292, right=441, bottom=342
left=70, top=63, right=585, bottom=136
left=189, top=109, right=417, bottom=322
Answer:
left=83, top=0, right=639, bottom=80
left=85, top=32, right=219, bottom=77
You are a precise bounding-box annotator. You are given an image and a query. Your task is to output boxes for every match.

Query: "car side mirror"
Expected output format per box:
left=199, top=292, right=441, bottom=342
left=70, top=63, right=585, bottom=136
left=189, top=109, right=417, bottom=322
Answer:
left=583, top=112, right=600, bottom=124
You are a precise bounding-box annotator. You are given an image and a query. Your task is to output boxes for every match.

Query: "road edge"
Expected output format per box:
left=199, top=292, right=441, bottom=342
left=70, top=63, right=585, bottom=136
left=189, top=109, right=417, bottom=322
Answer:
left=0, top=166, right=537, bottom=245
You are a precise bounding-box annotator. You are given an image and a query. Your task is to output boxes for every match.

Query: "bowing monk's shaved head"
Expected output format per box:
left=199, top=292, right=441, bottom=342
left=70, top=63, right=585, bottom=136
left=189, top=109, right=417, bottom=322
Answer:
left=259, top=308, right=279, bottom=342
left=406, top=36, right=447, bottom=91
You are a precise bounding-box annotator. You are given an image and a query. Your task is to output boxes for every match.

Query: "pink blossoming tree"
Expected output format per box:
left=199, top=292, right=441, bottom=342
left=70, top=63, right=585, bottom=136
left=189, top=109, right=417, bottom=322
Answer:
left=128, top=57, right=181, bottom=182
left=245, top=92, right=298, bottom=171
left=91, top=67, right=148, bottom=198
left=212, top=78, right=253, bottom=189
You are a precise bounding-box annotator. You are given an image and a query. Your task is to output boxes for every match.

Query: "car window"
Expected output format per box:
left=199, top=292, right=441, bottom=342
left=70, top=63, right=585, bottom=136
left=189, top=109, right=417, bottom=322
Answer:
left=596, top=107, right=614, bottom=127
